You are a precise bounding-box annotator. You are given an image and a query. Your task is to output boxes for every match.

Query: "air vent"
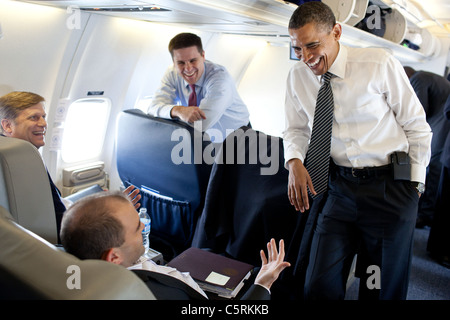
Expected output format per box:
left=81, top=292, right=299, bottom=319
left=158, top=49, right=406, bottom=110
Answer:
left=80, top=6, right=170, bottom=13
left=243, top=21, right=269, bottom=26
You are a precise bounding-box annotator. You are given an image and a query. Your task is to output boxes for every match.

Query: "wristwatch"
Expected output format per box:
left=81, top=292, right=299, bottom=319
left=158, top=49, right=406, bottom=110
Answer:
left=412, top=182, right=426, bottom=195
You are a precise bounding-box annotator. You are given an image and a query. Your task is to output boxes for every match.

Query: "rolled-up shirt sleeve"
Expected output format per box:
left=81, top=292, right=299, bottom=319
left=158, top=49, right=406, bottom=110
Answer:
left=148, top=67, right=179, bottom=119
left=282, top=65, right=319, bottom=168
left=382, top=55, right=432, bottom=183
left=198, top=70, right=235, bottom=131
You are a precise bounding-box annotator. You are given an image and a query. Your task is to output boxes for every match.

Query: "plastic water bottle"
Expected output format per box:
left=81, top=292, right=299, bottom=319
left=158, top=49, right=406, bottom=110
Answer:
left=138, top=208, right=151, bottom=256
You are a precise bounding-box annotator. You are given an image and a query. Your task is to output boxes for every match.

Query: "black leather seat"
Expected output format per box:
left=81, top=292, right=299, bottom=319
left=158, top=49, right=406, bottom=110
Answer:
left=116, top=109, right=213, bottom=259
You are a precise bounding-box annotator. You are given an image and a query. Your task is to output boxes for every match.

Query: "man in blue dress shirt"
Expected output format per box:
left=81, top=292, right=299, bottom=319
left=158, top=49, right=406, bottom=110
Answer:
left=148, top=33, right=250, bottom=142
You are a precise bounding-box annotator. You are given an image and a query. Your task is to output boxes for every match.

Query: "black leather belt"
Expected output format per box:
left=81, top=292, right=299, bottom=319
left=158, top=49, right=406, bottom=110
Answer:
left=334, top=164, right=392, bottom=179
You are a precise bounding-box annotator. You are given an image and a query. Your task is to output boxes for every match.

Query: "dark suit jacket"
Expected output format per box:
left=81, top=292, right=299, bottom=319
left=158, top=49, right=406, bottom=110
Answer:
left=131, top=269, right=270, bottom=300
left=191, top=127, right=316, bottom=299
left=192, top=127, right=300, bottom=266
left=409, top=71, right=450, bottom=153
left=47, top=171, right=66, bottom=238
left=443, top=95, right=450, bottom=168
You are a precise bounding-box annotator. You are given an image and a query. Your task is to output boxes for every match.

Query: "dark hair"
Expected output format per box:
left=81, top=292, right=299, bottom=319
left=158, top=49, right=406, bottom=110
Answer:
left=60, top=191, right=130, bottom=260
left=0, top=91, right=45, bottom=134
left=168, top=32, right=203, bottom=58
left=288, top=1, right=336, bottom=33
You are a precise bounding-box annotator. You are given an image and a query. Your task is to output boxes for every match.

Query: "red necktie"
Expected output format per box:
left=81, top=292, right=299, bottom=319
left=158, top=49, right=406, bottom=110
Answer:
left=188, top=84, right=197, bottom=106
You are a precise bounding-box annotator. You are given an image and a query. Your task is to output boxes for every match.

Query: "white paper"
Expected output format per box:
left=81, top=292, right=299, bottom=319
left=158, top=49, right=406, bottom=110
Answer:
left=205, top=271, right=230, bottom=286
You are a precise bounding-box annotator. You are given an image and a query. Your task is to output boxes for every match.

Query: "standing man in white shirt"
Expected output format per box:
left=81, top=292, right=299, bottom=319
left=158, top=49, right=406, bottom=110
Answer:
left=283, top=2, right=432, bottom=300
left=148, top=32, right=250, bottom=142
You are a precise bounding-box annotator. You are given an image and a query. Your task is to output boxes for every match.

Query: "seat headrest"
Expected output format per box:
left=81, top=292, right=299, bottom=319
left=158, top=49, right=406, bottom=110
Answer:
left=0, top=136, right=57, bottom=243
left=0, top=206, right=155, bottom=300
left=116, top=109, right=212, bottom=203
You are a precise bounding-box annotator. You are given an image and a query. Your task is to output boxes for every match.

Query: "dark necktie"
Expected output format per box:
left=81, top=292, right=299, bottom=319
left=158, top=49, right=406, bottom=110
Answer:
left=188, top=84, right=197, bottom=106
left=305, top=71, right=334, bottom=198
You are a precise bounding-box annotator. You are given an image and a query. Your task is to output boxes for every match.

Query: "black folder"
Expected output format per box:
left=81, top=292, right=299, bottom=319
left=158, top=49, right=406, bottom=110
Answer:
left=168, top=247, right=254, bottom=298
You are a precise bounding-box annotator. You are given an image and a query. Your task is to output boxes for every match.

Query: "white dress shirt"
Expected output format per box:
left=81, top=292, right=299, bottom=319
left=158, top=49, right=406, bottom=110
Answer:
left=283, top=44, right=432, bottom=183
left=129, top=258, right=208, bottom=299
left=129, top=257, right=270, bottom=299
left=149, top=60, right=250, bottom=142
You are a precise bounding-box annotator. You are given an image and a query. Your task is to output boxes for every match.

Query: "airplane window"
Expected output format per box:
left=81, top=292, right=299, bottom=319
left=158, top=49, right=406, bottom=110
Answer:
left=61, top=98, right=111, bottom=163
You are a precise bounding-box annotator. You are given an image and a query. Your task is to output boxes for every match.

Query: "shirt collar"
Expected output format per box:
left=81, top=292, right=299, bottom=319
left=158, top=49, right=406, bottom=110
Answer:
left=328, top=42, right=346, bottom=80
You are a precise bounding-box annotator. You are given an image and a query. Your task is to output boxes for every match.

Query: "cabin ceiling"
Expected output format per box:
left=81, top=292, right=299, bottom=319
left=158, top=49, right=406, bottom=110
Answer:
left=16, top=0, right=450, bottom=39
left=17, top=0, right=295, bottom=37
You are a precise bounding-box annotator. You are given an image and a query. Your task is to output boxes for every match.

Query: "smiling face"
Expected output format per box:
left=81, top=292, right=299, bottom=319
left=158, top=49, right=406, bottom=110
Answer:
left=1, top=102, right=47, bottom=149
left=289, top=22, right=341, bottom=76
left=172, top=45, right=205, bottom=85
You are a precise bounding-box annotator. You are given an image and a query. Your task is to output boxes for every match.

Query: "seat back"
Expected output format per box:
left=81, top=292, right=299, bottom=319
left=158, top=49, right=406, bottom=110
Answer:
left=192, top=127, right=317, bottom=300
left=192, top=127, right=300, bottom=266
left=0, top=136, right=57, bottom=243
left=115, top=109, right=212, bottom=256
left=0, top=205, right=156, bottom=300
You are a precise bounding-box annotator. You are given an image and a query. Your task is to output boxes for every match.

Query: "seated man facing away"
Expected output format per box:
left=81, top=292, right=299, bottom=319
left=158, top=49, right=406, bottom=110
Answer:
left=60, top=191, right=290, bottom=300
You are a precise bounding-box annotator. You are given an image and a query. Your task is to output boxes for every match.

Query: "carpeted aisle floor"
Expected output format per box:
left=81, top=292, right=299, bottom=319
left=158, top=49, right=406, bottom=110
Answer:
left=345, top=227, right=450, bottom=300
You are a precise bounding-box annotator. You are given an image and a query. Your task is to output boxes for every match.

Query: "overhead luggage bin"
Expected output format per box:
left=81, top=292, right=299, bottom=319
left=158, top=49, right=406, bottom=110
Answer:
left=324, top=0, right=407, bottom=44
left=346, top=0, right=370, bottom=26
left=383, top=8, right=407, bottom=43
left=419, top=27, right=442, bottom=58
left=322, top=0, right=369, bottom=25
left=322, top=0, right=356, bottom=24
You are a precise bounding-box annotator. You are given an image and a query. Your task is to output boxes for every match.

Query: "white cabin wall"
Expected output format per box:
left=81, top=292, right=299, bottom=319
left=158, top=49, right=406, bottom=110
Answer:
left=0, top=0, right=91, bottom=189
left=0, top=1, right=76, bottom=102
left=45, top=14, right=219, bottom=191
left=239, top=42, right=298, bottom=138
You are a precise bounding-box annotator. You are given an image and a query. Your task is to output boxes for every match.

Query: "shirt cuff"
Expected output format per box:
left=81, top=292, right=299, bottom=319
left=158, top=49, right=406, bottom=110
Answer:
left=148, top=104, right=174, bottom=119
left=411, top=163, right=427, bottom=184
left=284, top=152, right=305, bottom=170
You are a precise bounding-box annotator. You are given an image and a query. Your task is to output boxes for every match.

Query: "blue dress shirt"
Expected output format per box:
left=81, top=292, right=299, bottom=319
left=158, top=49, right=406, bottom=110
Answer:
left=149, top=60, right=250, bottom=142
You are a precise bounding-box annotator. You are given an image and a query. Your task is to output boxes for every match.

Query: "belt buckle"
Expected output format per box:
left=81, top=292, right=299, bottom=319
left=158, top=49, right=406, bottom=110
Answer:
left=351, top=167, right=365, bottom=178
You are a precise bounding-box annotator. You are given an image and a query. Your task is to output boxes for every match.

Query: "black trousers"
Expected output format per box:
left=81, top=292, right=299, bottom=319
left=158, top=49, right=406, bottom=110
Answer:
left=427, top=165, right=450, bottom=259
left=304, top=163, right=419, bottom=300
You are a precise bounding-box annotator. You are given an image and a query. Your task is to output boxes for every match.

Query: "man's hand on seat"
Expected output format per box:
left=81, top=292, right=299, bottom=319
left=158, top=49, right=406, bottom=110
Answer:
left=171, top=106, right=206, bottom=123
left=124, top=185, right=141, bottom=210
